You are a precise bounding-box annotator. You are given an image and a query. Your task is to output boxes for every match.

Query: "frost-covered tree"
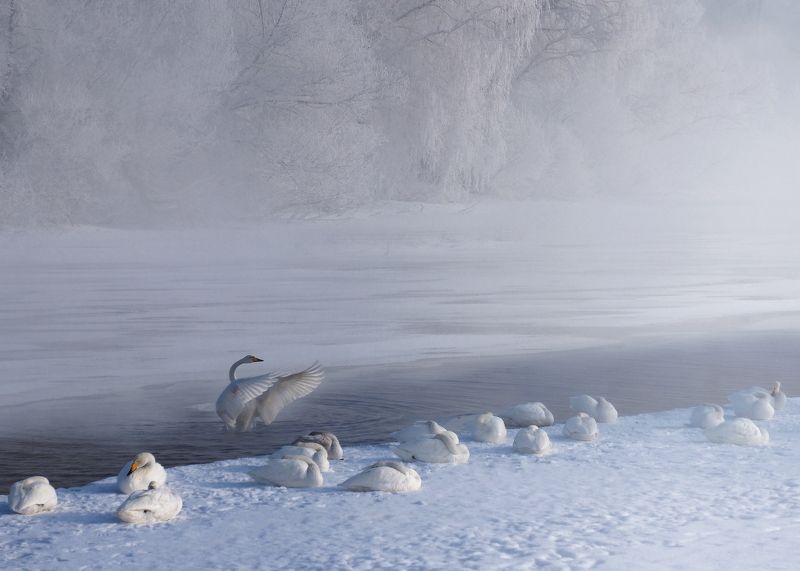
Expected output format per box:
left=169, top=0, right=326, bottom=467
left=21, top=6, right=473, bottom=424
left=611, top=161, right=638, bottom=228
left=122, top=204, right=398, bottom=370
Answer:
left=216, top=0, right=388, bottom=214
left=358, top=0, right=541, bottom=200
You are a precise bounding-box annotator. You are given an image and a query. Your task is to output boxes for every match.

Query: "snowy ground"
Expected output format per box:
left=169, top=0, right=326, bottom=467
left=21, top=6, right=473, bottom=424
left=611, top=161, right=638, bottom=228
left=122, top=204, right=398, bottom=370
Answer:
left=2, top=199, right=799, bottom=410
left=2, top=399, right=799, bottom=570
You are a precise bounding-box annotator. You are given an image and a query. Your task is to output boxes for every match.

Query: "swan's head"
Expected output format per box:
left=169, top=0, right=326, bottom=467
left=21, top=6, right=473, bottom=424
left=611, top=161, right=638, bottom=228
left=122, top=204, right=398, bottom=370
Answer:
left=127, top=452, right=157, bottom=476
left=771, top=382, right=782, bottom=395
left=245, top=355, right=264, bottom=363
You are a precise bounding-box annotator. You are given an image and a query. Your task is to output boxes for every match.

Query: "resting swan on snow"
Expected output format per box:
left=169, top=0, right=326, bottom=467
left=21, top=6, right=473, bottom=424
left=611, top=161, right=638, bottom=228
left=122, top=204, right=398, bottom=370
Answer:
left=8, top=476, right=57, bottom=515
left=390, top=420, right=447, bottom=443
left=272, top=442, right=330, bottom=472
left=499, top=402, right=554, bottom=427
left=570, top=395, right=618, bottom=423
left=472, top=413, right=507, bottom=443
left=340, top=461, right=422, bottom=493
left=392, top=430, right=470, bottom=464
left=729, top=390, right=775, bottom=421
left=705, top=418, right=769, bottom=446
left=249, top=455, right=324, bottom=488
left=689, top=404, right=725, bottom=429
left=117, top=482, right=182, bottom=524
left=216, top=355, right=325, bottom=432
left=513, top=426, right=552, bottom=455
left=117, top=452, right=167, bottom=494
left=563, top=413, right=599, bottom=441
left=293, top=431, right=344, bottom=460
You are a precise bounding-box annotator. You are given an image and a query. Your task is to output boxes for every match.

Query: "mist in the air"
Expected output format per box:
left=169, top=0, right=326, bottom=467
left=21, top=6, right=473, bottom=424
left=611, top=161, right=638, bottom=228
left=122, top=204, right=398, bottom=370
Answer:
left=0, top=0, right=797, bottom=226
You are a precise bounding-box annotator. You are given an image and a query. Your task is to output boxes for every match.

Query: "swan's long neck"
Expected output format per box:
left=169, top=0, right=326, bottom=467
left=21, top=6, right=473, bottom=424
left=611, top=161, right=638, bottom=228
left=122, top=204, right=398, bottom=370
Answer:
left=229, top=357, right=250, bottom=383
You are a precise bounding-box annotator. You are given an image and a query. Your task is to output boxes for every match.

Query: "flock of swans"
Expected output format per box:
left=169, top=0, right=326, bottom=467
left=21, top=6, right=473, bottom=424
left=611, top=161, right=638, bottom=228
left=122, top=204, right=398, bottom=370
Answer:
left=4, top=355, right=789, bottom=525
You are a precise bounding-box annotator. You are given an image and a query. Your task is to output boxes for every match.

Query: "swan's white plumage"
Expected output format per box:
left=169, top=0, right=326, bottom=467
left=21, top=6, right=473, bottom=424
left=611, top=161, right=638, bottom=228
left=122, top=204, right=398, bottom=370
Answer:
left=293, top=431, right=344, bottom=460
left=472, top=413, right=507, bottom=443
left=272, top=443, right=330, bottom=472
left=513, top=426, right=552, bottom=455
left=570, top=395, right=618, bottom=423
left=500, top=402, right=554, bottom=427
left=216, top=357, right=325, bottom=432
left=249, top=455, right=324, bottom=488
left=116, top=482, right=182, bottom=524
left=392, top=431, right=470, bottom=464
left=216, top=375, right=279, bottom=431
left=689, top=404, right=725, bottom=429
left=340, top=461, right=422, bottom=493
left=705, top=418, right=769, bottom=446
left=563, top=413, right=599, bottom=441
left=8, top=476, right=57, bottom=515
left=390, top=420, right=447, bottom=442
left=771, top=382, right=787, bottom=411
left=569, top=395, right=598, bottom=414
left=117, top=452, right=167, bottom=495
left=729, top=390, right=775, bottom=421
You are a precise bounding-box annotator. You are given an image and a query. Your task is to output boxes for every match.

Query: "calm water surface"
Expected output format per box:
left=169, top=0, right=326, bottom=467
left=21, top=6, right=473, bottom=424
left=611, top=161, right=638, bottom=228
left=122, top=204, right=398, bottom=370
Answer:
left=1, top=330, right=798, bottom=493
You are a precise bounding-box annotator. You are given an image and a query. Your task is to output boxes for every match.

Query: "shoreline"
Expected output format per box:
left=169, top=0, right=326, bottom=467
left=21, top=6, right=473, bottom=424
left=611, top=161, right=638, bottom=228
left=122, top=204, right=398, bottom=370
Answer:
left=2, top=328, right=798, bottom=492
left=2, top=399, right=797, bottom=570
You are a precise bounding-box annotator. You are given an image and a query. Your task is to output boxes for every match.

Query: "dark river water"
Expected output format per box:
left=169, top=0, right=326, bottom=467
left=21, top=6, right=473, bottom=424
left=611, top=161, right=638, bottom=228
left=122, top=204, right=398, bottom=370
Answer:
left=1, top=330, right=798, bottom=494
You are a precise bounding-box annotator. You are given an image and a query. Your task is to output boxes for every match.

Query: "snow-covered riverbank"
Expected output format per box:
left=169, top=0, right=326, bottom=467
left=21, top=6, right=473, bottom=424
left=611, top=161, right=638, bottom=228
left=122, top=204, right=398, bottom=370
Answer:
left=3, top=399, right=799, bottom=570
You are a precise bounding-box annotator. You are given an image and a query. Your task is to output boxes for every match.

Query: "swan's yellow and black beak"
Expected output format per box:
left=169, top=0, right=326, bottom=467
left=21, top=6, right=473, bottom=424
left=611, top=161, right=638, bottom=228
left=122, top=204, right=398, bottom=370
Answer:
left=252, top=356, right=263, bottom=363
left=127, top=462, right=139, bottom=476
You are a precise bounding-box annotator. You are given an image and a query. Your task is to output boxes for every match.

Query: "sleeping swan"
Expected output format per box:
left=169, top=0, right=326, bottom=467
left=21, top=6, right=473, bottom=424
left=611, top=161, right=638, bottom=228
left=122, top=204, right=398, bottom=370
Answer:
left=249, top=455, right=324, bottom=488
left=293, top=431, right=344, bottom=460
left=117, top=452, right=167, bottom=494
left=499, top=402, right=554, bottom=427
left=390, top=420, right=447, bottom=443
left=563, top=413, right=599, bottom=441
left=272, top=443, right=330, bottom=472
left=513, top=426, right=552, bottom=455
left=689, top=404, right=724, bottom=429
left=392, top=431, right=470, bottom=464
left=8, top=476, right=57, bottom=515
left=728, top=390, right=775, bottom=421
left=340, top=461, right=422, bottom=493
left=117, top=482, right=182, bottom=524
left=472, top=413, right=507, bottom=443
left=705, top=418, right=769, bottom=446
left=216, top=356, right=325, bottom=432
left=570, top=395, right=618, bottom=423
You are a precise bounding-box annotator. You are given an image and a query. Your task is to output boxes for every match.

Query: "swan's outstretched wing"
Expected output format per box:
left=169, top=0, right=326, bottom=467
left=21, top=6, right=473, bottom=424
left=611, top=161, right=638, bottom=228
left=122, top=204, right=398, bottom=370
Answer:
left=256, top=362, right=325, bottom=425
left=216, top=375, right=279, bottom=429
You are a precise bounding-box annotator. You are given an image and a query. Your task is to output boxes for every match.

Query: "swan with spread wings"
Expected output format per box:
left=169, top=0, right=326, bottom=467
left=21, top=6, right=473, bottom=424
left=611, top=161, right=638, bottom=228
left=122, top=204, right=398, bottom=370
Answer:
left=215, top=355, right=325, bottom=432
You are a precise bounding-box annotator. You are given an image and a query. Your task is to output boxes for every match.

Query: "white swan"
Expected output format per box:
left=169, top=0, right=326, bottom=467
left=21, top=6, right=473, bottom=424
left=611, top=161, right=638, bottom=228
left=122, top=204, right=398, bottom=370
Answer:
left=513, top=426, right=552, bottom=455
left=705, top=418, right=769, bottom=446
left=771, top=382, right=787, bottom=411
left=272, top=443, right=330, bottom=472
left=472, top=413, right=507, bottom=443
left=500, top=402, right=554, bottom=427
left=216, top=355, right=325, bottom=432
left=729, top=390, right=775, bottom=421
left=570, top=395, right=618, bottom=423
left=563, top=413, right=599, bottom=441
left=116, top=482, right=182, bottom=524
left=392, top=431, right=470, bottom=464
left=293, top=431, right=344, bottom=460
left=8, top=476, right=57, bottom=515
left=249, top=455, right=324, bottom=488
left=689, top=404, right=724, bottom=429
left=117, top=452, right=167, bottom=494
left=340, top=461, right=422, bottom=493
left=390, top=420, right=447, bottom=443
